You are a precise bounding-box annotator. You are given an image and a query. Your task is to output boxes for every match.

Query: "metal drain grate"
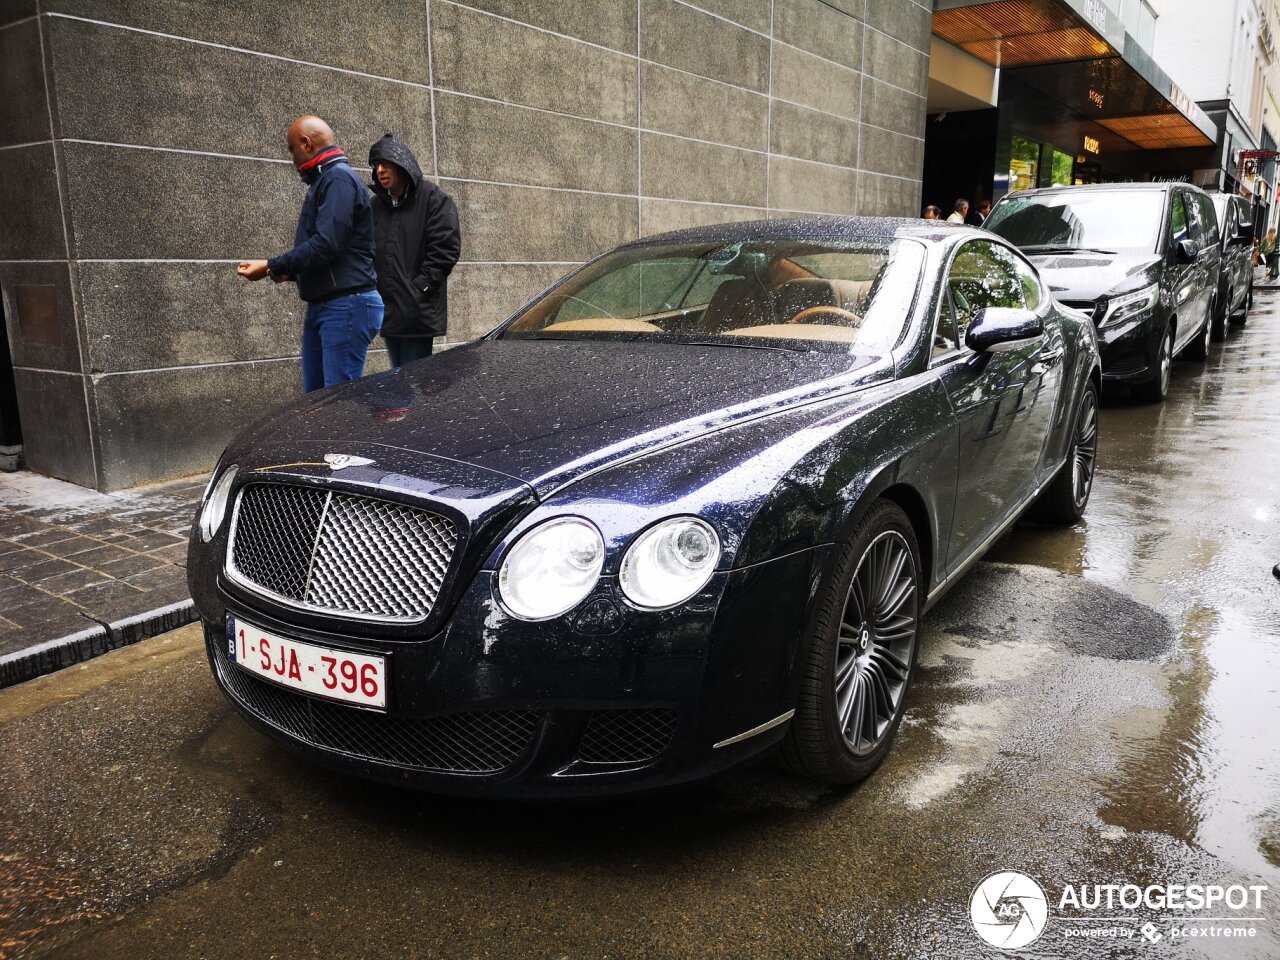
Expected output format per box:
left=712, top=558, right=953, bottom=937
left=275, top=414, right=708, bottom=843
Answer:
left=577, top=708, right=677, bottom=764
left=211, top=637, right=541, bottom=773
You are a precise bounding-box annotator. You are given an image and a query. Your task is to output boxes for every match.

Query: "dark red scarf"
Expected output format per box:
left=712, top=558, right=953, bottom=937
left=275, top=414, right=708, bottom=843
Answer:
left=297, top=145, right=345, bottom=184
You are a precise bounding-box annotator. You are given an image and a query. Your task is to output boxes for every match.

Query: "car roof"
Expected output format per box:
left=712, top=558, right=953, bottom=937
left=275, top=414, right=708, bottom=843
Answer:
left=627, top=215, right=976, bottom=249
left=999, top=181, right=1205, bottom=201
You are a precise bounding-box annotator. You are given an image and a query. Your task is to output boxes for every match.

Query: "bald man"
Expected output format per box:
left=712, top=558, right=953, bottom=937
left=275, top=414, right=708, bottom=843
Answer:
left=237, top=116, right=383, bottom=393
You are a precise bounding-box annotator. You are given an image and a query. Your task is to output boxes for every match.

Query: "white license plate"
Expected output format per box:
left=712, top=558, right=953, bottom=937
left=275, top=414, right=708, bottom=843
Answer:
left=226, top=615, right=387, bottom=711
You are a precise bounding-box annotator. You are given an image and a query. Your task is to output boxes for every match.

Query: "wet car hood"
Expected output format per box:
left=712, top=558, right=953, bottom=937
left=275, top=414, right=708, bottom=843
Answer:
left=244, top=338, right=889, bottom=497
left=1028, top=250, right=1161, bottom=303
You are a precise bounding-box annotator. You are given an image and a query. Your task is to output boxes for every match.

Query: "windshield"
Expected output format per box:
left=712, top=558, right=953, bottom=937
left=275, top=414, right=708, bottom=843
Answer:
left=498, top=238, right=927, bottom=353
left=985, top=190, right=1166, bottom=254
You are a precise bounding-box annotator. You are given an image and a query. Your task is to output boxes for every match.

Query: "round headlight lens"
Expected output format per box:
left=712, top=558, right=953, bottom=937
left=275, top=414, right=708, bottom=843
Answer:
left=498, top=517, right=605, bottom=621
left=199, top=465, right=238, bottom=542
left=619, top=517, right=721, bottom=610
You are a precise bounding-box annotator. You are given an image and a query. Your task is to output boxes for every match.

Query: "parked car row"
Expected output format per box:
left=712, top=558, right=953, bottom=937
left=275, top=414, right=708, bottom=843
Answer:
left=983, top=181, right=1253, bottom=403
left=185, top=184, right=1259, bottom=799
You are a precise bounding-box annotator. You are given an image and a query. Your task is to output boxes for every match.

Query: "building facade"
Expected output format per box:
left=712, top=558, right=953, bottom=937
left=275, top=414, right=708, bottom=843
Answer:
left=0, top=0, right=932, bottom=491
left=923, top=0, right=1220, bottom=214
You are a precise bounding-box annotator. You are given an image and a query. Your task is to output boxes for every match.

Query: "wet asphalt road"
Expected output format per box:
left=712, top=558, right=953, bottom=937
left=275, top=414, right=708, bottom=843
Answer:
left=2, top=297, right=1280, bottom=959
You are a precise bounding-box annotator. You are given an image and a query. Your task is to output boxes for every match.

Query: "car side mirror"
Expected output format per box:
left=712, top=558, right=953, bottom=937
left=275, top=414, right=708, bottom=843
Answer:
left=1175, top=238, right=1199, bottom=262
left=965, top=307, right=1044, bottom=353
left=1235, top=224, right=1254, bottom=245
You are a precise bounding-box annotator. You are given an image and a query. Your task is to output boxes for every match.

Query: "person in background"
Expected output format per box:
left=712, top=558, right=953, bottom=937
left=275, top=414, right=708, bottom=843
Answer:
left=368, top=133, right=461, bottom=367
left=947, top=198, right=969, bottom=224
left=923, top=205, right=942, bottom=220
left=969, top=199, right=992, bottom=226
left=1262, top=228, right=1279, bottom=280
left=237, top=115, right=382, bottom=393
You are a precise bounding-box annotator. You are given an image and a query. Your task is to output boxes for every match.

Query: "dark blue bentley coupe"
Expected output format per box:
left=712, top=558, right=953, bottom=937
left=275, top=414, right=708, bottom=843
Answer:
left=188, top=216, right=1101, bottom=797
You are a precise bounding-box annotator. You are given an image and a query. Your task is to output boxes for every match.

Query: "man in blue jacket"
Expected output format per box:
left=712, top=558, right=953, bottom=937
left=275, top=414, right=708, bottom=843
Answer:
left=237, top=115, right=383, bottom=393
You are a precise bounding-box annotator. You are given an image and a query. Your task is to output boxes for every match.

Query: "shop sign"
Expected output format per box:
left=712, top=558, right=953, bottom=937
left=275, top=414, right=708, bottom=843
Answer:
left=1083, top=0, right=1107, bottom=32
left=1083, top=136, right=1101, bottom=155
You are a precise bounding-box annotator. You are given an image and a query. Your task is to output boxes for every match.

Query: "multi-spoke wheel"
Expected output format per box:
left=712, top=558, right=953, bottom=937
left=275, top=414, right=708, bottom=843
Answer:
left=782, top=500, right=921, bottom=784
left=1032, top=379, right=1099, bottom=525
left=834, top=531, right=917, bottom=757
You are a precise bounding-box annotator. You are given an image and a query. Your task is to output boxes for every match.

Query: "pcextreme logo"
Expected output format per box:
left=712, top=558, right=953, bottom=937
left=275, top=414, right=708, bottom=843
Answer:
left=968, top=871, right=1270, bottom=951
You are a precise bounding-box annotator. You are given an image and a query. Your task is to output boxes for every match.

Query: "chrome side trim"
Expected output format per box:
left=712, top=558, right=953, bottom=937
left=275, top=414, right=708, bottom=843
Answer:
left=712, top=709, right=796, bottom=749
left=923, top=467, right=1057, bottom=612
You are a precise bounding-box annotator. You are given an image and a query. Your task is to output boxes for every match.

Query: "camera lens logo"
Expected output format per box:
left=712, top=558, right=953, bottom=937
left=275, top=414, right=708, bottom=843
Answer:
left=970, top=872, right=1049, bottom=950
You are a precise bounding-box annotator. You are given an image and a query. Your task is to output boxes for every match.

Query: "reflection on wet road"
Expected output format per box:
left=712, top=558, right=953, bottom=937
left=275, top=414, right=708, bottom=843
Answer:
left=990, top=292, right=1280, bottom=886
left=1, top=298, right=1279, bottom=959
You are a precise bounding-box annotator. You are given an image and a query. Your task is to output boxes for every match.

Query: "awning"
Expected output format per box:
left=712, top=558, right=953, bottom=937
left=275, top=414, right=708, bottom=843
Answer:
left=933, top=0, right=1216, bottom=151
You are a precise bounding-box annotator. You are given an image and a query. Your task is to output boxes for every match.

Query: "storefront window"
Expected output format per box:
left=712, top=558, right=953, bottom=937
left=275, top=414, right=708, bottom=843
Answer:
left=1050, top=150, right=1074, bottom=186
left=1010, top=135, right=1040, bottom=192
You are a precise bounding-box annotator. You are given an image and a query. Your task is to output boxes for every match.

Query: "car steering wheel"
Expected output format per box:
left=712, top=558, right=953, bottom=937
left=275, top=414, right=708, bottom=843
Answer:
left=789, top=305, right=863, bottom=325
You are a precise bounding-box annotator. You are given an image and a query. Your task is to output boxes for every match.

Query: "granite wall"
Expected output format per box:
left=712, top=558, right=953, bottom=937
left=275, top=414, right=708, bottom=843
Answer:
left=0, top=0, right=931, bottom=490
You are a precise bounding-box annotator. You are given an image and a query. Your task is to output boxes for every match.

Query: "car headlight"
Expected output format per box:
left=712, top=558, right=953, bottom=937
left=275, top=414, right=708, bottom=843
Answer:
left=619, top=517, right=720, bottom=610
left=198, top=465, right=238, bottom=542
left=498, top=517, right=605, bottom=621
left=1098, top=283, right=1159, bottom=329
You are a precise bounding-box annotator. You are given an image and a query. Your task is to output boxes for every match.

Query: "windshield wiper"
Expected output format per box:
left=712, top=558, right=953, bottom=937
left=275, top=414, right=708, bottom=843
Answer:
left=1024, top=245, right=1117, bottom=255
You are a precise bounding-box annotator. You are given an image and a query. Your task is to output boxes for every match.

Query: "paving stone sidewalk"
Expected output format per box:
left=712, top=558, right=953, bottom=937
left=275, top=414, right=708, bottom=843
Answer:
left=0, top=470, right=207, bottom=686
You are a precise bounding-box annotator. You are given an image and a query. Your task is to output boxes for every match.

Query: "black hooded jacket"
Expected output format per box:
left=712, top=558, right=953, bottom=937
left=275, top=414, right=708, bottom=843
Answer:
left=368, top=134, right=461, bottom=338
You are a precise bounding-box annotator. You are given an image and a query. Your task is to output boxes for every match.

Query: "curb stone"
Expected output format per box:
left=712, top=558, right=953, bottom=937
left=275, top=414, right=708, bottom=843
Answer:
left=0, top=599, right=198, bottom=689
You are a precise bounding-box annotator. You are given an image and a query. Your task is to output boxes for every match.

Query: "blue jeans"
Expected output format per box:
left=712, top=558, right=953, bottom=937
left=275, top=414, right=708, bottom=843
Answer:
left=301, top=290, right=383, bottom=393
left=384, top=335, right=434, bottom=367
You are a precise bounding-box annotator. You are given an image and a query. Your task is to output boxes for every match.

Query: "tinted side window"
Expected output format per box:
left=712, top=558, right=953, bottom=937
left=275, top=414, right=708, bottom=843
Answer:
left=1169, top=193, right=1190, bottom=246
left=1195, top=194, right=1218, bottom=246
left=1183, top=193, right=1203, bottom=242
left=943, top=240, right=1026, bottom=347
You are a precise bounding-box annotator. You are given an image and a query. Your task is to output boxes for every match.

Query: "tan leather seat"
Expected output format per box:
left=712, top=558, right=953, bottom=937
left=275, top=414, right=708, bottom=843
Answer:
left=542, top=317, right=661, bottom=333
left=696, top=277, right=772, bottom=334
left=724, top=323, right=860, bottom=342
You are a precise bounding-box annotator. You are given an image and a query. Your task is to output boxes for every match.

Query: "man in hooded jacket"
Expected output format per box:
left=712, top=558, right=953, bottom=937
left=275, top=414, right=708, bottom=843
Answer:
left=368, top=133, right=461, bottom=366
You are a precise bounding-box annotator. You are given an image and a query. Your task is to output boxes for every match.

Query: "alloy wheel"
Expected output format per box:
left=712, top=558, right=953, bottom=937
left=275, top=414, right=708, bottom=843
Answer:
left=1072, top=388, right=1098, bottom=508
left=834, top=531, right=918, bottom=757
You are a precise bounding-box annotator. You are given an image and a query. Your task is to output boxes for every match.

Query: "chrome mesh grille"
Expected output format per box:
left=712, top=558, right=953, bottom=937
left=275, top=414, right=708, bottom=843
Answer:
left=228, top=483, right=458, bottom=621
left=578, top=709, right=677, bottom=765
left=211, top=636, right=541, bottom=773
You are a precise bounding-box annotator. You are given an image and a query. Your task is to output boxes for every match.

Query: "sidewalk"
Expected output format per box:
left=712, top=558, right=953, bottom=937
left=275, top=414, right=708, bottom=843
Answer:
left=0, top=470, right=206, bottom=687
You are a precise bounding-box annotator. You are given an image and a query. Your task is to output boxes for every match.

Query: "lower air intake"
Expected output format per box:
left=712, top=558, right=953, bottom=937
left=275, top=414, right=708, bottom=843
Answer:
left=211, top=636, right=541, bottom=774
left=578, top=708, right=677, bottom=765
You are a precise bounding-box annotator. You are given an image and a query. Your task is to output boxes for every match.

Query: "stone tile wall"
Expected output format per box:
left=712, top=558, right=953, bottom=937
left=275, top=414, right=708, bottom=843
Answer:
left=0, top=0, right=930, bottom=490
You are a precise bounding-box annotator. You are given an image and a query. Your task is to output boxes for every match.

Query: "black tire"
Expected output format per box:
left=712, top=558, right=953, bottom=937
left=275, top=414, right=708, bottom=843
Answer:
left=1031, top=379, right=1098, bottom=525
left=781, top=500, right=920, bottom=785
left=1185, top=311, right=1210, bottom=361
left=1211, top=289, right=1229, bottom=342
left=1137, top=325, right=1173, bottom=403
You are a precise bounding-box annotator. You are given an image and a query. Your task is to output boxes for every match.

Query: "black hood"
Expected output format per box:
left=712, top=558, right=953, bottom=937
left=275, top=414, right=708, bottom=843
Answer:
left=1027, top=250, right=1162, bottom=303
left=368, top=133, right=424, bottom=199
left=244, top=339, right=890, bottom=496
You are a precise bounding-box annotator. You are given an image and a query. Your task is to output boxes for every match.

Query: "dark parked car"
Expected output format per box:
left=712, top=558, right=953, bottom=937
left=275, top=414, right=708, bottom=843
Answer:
left=1209, top=191, right=1254, bottom=339
left=188, top=217, right=1101, bottom=798
left=985, top=182, right=1220, bottom=402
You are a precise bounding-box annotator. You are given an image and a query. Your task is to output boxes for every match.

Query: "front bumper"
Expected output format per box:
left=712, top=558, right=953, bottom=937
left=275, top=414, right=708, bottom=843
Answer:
left=1097, top=309, right=1164, bottom=383
left=198, top=546, right=832, bottom=798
